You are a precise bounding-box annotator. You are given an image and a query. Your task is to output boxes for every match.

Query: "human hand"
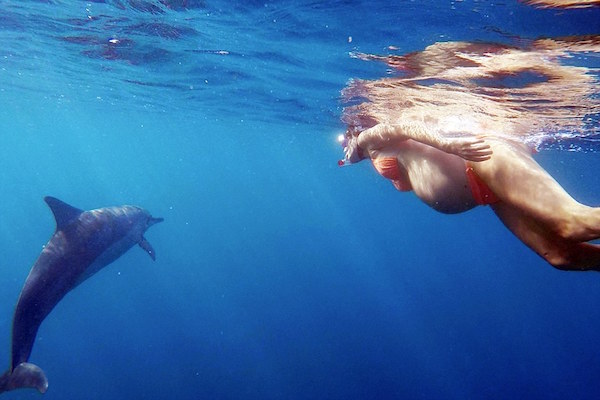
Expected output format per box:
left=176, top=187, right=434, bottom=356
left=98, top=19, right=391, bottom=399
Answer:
left=343, top=135, right=366, bottom=164
left=443, top=135, right=492, bottom=162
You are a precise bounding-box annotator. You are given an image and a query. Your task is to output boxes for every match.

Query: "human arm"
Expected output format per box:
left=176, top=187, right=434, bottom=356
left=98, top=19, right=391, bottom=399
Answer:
left=357, top=122, right=492, bottom=162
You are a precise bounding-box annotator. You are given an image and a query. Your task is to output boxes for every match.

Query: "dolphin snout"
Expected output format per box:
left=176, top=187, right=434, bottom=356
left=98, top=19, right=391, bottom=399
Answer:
left=148, top=217, right=164, bottom=227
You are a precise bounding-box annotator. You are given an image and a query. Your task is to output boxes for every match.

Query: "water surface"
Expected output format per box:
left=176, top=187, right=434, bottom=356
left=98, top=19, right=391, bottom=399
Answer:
left=1, top=1, right=600, bottom=399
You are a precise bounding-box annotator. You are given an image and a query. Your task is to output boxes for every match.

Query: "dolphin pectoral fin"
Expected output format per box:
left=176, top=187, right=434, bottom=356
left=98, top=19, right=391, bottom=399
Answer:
left=139, top=237, right=157, bottom=261
left=0, top=362, right=48, bottom=394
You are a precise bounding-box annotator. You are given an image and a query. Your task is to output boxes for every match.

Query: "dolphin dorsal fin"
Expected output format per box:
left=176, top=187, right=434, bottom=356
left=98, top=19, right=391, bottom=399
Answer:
left=44, top=196, right=84, bottom=230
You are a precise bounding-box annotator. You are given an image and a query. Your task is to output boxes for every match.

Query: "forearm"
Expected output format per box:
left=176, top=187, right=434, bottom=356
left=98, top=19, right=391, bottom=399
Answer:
left=357, top=121, right=448, bottom=152
left=355, top=121, right=492, bottom=162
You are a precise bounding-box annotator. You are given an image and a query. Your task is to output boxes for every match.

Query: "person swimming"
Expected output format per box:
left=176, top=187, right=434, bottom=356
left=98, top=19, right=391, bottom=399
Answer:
left=522, top=0, right=600, bottom=8
left=341, top=36, right=600, bottom=271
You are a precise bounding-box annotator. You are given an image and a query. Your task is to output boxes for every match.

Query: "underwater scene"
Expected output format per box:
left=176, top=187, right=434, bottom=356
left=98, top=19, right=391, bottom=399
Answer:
left=1, top=0, right=600, bottom=399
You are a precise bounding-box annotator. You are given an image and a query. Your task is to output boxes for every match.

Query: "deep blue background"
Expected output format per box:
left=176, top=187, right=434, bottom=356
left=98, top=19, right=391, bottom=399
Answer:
left=1, top=1, right=600, bottom=399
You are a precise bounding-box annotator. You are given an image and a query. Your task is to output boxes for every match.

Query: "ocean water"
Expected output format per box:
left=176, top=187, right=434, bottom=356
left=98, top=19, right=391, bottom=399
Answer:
left=1, top=1, right=600, bottom=399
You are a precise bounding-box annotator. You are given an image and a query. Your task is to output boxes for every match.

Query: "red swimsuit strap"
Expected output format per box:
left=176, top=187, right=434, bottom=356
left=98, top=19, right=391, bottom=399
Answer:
left=465, top=165, right=499, bottom=205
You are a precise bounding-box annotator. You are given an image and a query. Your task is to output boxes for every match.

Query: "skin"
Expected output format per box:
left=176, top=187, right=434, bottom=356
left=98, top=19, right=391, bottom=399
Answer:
left=522, top=0, right=600, bottom=9
left=347, top=122, right=600, bottom=271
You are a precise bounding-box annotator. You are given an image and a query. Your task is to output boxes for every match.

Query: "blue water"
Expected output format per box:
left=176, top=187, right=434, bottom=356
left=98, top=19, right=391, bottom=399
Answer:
left=1, top=1, right=600, bottom=399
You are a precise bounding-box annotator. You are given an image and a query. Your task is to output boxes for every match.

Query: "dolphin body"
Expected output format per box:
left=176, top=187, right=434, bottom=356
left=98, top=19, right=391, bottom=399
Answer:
left=0, top=196, right=163, bottom=394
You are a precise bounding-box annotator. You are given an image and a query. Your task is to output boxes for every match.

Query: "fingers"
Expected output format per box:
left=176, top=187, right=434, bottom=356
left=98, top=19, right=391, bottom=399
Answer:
left=464, top=137, right=490, bottom=148
left=458, top=137, right=493, bottom=162
left=468, top=143, right=491, bottom=152
left=466, top=153, right=492, bottom=162
left=464, top=148, right=493, bottom=162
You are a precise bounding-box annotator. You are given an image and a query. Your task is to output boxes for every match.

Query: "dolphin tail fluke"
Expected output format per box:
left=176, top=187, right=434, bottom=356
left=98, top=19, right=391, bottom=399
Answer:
left=0, top=362, right=48, bottom=394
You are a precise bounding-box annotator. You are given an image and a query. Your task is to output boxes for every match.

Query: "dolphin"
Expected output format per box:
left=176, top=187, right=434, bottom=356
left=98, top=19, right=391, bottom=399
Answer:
left=0, top=196, right=163, bottom=394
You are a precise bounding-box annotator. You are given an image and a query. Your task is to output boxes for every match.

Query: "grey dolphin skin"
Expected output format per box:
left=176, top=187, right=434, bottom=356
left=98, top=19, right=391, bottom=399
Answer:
left=0, top=196, right=163, bottom=394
